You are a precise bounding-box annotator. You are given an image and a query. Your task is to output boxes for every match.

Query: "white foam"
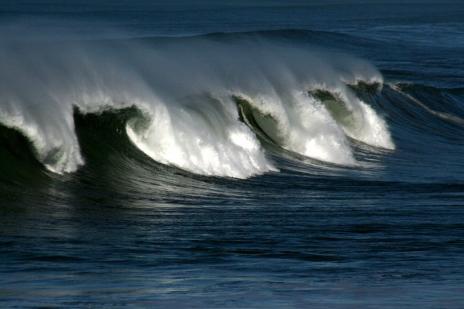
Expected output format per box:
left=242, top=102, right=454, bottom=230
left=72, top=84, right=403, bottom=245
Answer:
left=125, top=102, right=276, bottom=179
left=289, top=92, right=356, bottom=164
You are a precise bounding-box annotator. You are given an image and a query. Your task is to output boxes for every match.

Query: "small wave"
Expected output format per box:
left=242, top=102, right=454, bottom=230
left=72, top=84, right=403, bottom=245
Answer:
left=390, top=83, right=464, bottom=126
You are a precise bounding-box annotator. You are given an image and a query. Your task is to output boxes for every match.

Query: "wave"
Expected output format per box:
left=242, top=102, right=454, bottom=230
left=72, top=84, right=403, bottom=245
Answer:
left=0, top=31, right=399, bottom=179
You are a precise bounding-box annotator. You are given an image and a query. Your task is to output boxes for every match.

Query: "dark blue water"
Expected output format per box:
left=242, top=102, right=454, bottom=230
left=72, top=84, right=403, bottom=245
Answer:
left=1, top=1, right=464, bottom=307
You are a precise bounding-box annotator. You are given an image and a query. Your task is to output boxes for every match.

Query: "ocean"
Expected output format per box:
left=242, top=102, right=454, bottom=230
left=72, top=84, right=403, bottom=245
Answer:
left=1, top=1, right=464, bottom=307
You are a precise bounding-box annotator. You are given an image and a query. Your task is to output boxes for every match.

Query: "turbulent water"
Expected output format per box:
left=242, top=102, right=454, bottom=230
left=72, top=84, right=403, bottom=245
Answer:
left=1, top=1, right=464, bottom=308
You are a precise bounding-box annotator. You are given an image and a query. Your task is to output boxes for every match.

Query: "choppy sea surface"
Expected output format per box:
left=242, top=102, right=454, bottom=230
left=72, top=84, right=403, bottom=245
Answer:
left=1, top=1, right=464, bottom=307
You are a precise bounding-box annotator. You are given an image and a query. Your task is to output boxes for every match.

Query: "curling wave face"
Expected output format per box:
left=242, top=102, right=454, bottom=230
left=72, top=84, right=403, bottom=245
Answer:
left=0, top=35, right=395, bottom=178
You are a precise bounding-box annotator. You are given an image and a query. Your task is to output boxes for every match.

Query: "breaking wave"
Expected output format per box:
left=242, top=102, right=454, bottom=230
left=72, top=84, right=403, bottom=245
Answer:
left=0, top=30, right=398, bottom=179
